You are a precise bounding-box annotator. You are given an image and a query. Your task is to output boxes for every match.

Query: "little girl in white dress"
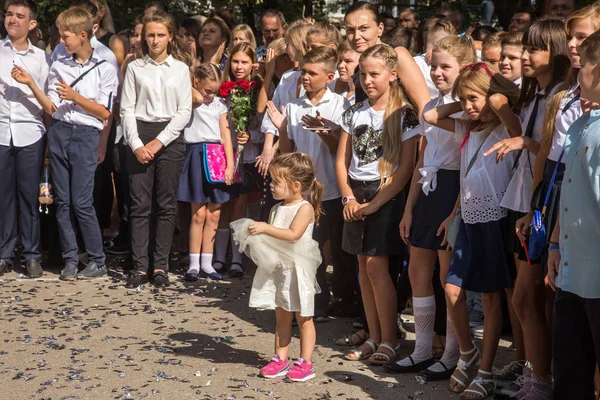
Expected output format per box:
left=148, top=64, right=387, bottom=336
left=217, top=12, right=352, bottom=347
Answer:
left=230, top=153, right=323, bottom=383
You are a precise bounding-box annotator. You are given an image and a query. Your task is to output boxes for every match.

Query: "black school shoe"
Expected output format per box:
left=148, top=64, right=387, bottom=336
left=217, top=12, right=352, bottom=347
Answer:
left=152, top=271, right=171, bottom=287
left=78, top=262, right=107, bottom=278
left=59, top=264, right=78, bottom=281
left=383, top=357, right=435, bottom=374
left=125, top=272, right=148, bottom=288
left=417, top=360, right=456, bottom=381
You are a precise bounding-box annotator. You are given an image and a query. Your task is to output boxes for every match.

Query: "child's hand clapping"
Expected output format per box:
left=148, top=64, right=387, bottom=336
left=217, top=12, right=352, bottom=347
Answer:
left=266, top=101, right=287, bottom=130
left=248, top=221, right=268, bottom=235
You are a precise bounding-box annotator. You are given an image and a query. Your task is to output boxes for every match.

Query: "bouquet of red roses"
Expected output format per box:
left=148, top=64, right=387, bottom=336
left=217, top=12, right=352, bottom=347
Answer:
left=218, top=80, right=258, bottom=172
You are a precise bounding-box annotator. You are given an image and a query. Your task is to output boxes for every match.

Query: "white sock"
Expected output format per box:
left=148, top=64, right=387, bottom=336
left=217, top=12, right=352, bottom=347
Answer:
left=200, top=253, right=216, bottom=275
left=428, top=314, right=461, bottom=372
left=230, top=230, right=243, bottom=270
left=214, top=229, right=230, bottom=268
left=396, top=296, right=435, bottom=366
left=188, top=253, right=200, bottom=274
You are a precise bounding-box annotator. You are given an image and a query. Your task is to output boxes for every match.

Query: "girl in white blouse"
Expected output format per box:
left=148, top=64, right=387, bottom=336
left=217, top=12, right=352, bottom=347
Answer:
left=389, top=36, right=477, bottom=378
left=176, top=63, right=235, bottom=282
left=485, top=18, right=572, bottom=398
left=424, top=61, right=521, bottom=398
left=121, top=10, right=192, bottom=289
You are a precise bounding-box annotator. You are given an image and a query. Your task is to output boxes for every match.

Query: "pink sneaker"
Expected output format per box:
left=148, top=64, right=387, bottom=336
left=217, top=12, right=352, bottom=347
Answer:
left=259, top=355, right=290, bottom=378
left=286, top=358, right=315, bottom=382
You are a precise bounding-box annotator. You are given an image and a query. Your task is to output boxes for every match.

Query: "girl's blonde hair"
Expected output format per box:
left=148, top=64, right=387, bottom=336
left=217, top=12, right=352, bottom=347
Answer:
left=95, top=0, right=115, bottom=34
left=194, top=62, right=223, bottom=83
left=359, top=44, right=409, bottom=188
left=452, top=62, right=520, bottom=128
left=307, top=21, right=343, bottom=48
left=433, top=35, right=478, bottom=67
left=269, top=153, right=324, bottom=224
left=542, top=3, right=600, bottom=148
left=136, top=10, right=188, bottom=63
left=224, top=42, right=257, bottom=81
left=229, top=24, right=257, bottom=51
left=284, top=18, right=315, bottom=61
left=268, top=37, right=287, bottom=55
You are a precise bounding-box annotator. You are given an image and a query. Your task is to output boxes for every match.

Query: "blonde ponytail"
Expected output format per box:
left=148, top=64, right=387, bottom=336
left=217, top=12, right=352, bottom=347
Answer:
left=359, top=44, right=408, bottom=188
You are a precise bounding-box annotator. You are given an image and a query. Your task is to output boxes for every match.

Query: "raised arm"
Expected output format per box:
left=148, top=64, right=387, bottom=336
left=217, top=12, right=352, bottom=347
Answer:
left=394, top=46, right=431, bottom=119
left=423, top=101, right=462, bottom=132
left=11, top=65, right=57, bottom=115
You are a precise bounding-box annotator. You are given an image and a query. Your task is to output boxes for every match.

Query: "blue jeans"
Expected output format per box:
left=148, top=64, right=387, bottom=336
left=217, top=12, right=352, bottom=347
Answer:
left=48, top=120, right=105, bottom=266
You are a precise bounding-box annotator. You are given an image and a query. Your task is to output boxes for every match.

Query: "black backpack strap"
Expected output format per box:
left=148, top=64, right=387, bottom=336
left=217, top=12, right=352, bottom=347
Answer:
left=69, top=60, right=107, bottom=88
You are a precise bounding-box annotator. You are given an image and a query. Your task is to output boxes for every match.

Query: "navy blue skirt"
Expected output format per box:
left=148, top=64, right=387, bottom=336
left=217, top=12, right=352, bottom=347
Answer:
left=446, top=218, right=515, bottom=293
left=177, top=143, right=233, bottom=204
left=410, top=169, right=460, bottom=251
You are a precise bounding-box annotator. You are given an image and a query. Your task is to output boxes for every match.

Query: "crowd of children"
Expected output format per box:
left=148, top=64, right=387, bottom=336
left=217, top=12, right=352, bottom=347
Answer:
left=1, top=0, right=599, bottom=397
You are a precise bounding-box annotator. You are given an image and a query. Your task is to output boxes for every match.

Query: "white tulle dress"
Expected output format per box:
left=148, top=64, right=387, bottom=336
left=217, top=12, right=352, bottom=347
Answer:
left=230, top=201, right=322, bottom=317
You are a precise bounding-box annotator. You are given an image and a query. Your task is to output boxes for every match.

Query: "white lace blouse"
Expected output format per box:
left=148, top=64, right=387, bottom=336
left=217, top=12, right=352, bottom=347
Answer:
left=456, top=118, right=516, bottom=224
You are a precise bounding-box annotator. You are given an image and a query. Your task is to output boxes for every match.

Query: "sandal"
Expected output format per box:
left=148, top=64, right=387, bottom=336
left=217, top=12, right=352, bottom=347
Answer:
left=449, top=344, right=481, bottom=393
left=344, top=338, right=378, bottom=361
left=335, top=329, right=368, bottom=346
left=461, top=370, right=495, bottom=399
left=368, top=342, right=399, bottom=365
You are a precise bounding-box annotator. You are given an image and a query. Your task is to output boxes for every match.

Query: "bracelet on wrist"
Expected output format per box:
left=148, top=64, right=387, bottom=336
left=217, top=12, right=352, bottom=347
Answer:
left=549, top=241, right=559, bottom=246
left=548, top=244, right=560, bottom=251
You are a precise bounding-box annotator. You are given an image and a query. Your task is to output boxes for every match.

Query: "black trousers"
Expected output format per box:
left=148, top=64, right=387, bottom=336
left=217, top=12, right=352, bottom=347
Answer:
left=313, top=198, right=359, bottom=314
left=93, top=120, right=116, bottom=230
left=553, top=289, right=600, bottom=400
left=113, top=138, right=131, bottom=241
left=127, top=121, right=184, bottom=273
left=0, top=137, right=45, bottom=264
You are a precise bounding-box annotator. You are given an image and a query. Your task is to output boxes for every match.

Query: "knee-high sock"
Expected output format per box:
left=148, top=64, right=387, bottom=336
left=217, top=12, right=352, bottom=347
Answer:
left=427, top=313, right=461, bottom=372
left=395, top=296, right=435, bottom=366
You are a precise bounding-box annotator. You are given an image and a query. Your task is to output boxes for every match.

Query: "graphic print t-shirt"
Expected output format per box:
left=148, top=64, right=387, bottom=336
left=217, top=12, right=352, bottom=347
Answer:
left=340, top=101, right=418, bottom=181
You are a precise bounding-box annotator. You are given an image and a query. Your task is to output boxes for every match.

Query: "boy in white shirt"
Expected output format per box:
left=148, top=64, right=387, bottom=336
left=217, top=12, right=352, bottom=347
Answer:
left=0, top=0, right=50, bottom=278
left=12, top=6, right=118, bottom=281
left=266, top=46, right=356, bottom=320
left=499, top=32, right=523, bottom=87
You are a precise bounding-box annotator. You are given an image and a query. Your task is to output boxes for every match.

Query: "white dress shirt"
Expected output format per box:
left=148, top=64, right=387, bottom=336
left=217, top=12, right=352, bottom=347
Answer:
left=184, top=97, right=227, bottom=144
left=418, top=93, right=461, bottom=195
left=121, top=55, right=192, bottom=151
left=549, top=85, right=581, bottom=163
left=52, top=36, right=120, bottom=87
left=501, top=87, right=547, bottom=213
left=48, top=50, right=118, bottom=131
left=413, top=54, right=439, bottom=100
left=285, top=89, right=351, bottom=201
left=0, top=37, right=50, bottom=147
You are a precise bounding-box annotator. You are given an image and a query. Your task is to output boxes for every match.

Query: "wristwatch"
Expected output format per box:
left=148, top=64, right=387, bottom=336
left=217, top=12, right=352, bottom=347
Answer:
left=342, top=196, right=356, bottom=205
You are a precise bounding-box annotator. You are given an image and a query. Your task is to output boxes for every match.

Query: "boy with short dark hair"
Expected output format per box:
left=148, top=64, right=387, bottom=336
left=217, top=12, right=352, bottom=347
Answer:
left=267, top=46, right=355, bottom=321
left=481, top=31, right=506, bottom=71
left=12, top=6, right=118, bottom=281
left=547, top=30, right=600, bottom=400
left=0, top=0, right=50, bottom=278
